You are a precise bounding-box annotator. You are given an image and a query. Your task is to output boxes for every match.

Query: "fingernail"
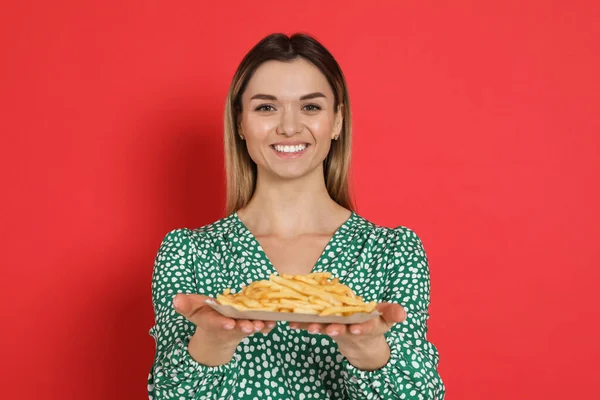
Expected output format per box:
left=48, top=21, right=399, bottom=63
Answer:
left=172, top=296, right=180, bottom=309
left=254, top=325, right=262, bottom=332
left=223, top=324, right=234, bottom=330
left=309, top=329, right=320, bottom=334
left=329, top=330, right=339, bottom=336
left=267, top=322, right=276, bottom=328
left=242, top=327, right=252, bottom=333
left=351, top=328, right=361, bottom=335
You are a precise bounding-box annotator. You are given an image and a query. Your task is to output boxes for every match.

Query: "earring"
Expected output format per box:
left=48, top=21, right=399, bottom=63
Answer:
left=239, top=135, right=244, bottom=140
left=333, top=135, right=339, bottom=140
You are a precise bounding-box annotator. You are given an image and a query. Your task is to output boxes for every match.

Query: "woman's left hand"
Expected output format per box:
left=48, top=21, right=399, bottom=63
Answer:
left=288, top=302, right=407, bottom=370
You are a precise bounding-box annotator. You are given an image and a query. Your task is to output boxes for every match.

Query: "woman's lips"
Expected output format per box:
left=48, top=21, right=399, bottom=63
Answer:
left=270, top=144, right=310, bottom=159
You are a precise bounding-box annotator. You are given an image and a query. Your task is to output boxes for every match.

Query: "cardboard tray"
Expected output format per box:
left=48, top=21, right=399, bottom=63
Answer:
left=204, top=299, right=381, bottom=324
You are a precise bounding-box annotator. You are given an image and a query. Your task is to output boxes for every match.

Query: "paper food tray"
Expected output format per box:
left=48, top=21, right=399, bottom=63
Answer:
left=204, top=299, right=381, bottom=324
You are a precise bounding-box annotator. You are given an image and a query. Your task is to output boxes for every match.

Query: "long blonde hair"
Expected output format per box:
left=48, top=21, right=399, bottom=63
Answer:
left=223, top=33, right=355, bottom=215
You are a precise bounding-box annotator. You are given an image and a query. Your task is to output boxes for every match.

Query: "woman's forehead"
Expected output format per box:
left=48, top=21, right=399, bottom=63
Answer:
left=244, top=59, right=334, bottom=101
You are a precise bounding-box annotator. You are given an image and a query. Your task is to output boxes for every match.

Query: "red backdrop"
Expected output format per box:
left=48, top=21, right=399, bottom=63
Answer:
left=1, top=1, right=599, bottom=398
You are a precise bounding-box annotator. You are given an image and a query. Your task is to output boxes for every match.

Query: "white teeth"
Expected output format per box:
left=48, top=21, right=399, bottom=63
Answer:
left=272, top=144, right=308, bottom=153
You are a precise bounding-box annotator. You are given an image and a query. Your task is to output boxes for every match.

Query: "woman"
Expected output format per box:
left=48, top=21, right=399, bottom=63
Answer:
left=148, top=33, right=445, bottom=399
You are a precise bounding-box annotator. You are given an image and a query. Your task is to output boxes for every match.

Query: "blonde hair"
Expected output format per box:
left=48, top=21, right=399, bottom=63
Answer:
left=223, top=33, right=356, bottom=215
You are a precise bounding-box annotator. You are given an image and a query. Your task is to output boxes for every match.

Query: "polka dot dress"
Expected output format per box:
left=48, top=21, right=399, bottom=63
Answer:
left=148, top=212, right=445, bottom=399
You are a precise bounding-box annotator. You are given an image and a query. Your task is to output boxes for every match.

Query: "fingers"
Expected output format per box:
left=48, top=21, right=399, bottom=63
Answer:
left=288, top=320, right=378, bottom=336
left=324, top=323, right=347, bottom=337
left=215, top=303, right=406, bottom=340
left=289, top=322, right=327, bottom=334
left=234, top=319, right=278, bottom=336
left=344, top=304, right=405, bottom=336
left=172, top=293, right=207, bottom=319
left=174, top=294, right=278, bottom=342
left=308, top=323, right=323, bottom=334
left=288, top=322, right=347, bottom=337
left=347, top=318, right=378, bottom=336
left=377, top=303, right=407, bottom=325
left=260, top=321, right=276, bottom=335
left=173, top=294, right=236, bottom=331
left=236, top=319, right=256, bottom=334
left=306, top=323, right=325, bottom=334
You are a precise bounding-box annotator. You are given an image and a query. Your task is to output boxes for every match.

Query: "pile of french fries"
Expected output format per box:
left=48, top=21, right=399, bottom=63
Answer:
left=216, top=272, right=377, bottom=316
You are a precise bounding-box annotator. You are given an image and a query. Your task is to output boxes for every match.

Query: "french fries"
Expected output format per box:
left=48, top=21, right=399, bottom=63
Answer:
left=215, top=272, right=377, bottom=317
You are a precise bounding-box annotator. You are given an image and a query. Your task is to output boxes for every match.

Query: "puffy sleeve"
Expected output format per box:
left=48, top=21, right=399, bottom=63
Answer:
left=147, top=229, right=241, bottom=399
left=341, top=226, right=446, bottom=399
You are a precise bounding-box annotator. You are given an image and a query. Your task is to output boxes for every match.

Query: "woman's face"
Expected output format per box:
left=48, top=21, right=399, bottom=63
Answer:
left=238, top=58, right=343, bottom=180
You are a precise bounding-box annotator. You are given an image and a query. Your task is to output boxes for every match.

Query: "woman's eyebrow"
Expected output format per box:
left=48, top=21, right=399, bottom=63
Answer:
left=299, top=92, right=326, bottom=100
left=249, top=92, right=327, bottom=101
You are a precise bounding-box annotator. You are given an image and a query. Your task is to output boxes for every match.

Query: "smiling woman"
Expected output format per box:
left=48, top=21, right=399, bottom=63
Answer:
left=148, top=32, right=445, bottom=400
left=224, top=34, right=353, bottom=214
left=243, top=63, right=338, bottom=166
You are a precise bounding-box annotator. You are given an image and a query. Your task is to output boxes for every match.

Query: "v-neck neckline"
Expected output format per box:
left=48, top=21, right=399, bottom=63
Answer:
left=232, top=211, right=356, bottom=276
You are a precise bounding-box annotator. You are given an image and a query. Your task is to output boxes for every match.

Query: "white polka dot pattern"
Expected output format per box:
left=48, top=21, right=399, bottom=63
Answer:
left=147, top=212, right=445, bottom=399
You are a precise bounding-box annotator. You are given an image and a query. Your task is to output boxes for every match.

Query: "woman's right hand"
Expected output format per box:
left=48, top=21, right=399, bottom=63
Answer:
left=172, top=293, right=275, bottom=365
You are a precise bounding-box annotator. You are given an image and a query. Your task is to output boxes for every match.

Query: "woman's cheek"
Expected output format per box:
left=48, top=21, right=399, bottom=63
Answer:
left=308, top=117, right=335, bottom=139
left=258, top=118, right=278, bottom=132
left=244, top=117, right=276, bottom=135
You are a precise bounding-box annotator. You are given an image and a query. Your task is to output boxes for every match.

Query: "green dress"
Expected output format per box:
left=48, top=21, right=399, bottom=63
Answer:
left=148, top=211, right=445, bottom=399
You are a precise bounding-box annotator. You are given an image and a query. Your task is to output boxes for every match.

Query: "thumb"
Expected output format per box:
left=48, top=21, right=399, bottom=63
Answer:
left=377, top=302, right=407, bottom=324
left=173, top=293, right=209, bottom=319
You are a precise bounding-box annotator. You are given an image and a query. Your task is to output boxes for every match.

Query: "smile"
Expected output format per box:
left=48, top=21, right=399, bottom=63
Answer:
left=270, top=143, right=310, bottom=158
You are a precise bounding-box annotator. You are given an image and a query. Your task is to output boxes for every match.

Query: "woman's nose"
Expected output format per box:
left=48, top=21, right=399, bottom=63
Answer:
left=277, top=108, right=303, bottom=135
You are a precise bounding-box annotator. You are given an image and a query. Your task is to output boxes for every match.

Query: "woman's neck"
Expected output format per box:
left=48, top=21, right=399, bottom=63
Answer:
left=236, top=170, right=349, bottom=237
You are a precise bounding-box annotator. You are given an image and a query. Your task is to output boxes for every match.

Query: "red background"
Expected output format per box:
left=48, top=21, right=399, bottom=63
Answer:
left=1, top=1, right=599, bottom=398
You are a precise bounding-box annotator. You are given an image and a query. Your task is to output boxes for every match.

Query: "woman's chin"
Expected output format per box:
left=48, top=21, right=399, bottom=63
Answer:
left=260, top=165, right=321, bottom=181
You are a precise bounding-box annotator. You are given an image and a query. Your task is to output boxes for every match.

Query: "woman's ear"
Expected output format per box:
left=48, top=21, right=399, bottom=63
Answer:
left=331, top=104, right=344, bottom=140
left=237, top=118, right=244, bottom=140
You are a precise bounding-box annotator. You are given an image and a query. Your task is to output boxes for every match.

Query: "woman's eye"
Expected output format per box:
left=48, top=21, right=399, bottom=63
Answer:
left=303, top=104, right=321, bottom=112
left=255, top=105, right=275, bottom=112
